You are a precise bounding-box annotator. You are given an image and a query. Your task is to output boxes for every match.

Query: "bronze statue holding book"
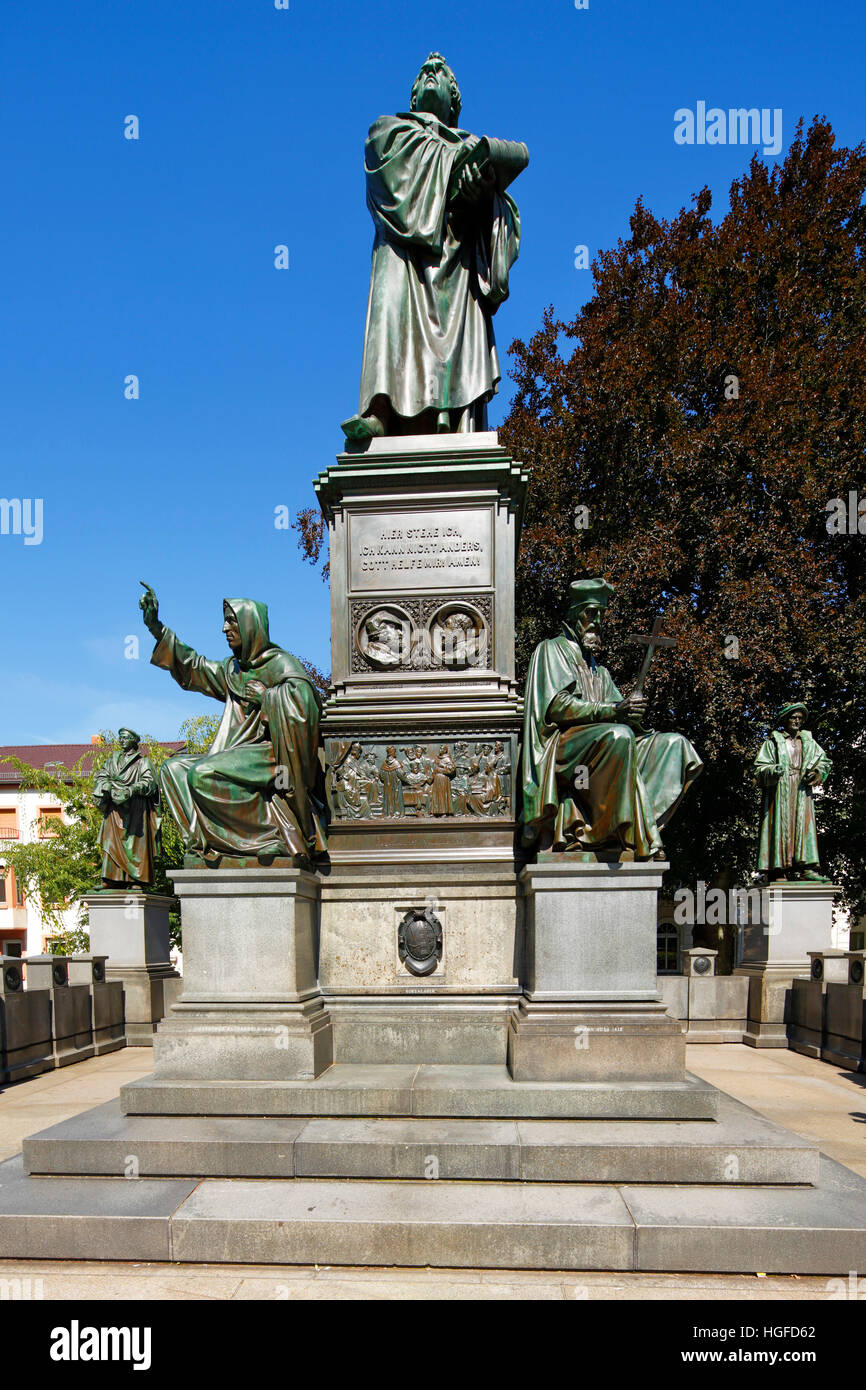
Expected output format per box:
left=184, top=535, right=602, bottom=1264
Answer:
left=341, top=53, right=528, bottom=441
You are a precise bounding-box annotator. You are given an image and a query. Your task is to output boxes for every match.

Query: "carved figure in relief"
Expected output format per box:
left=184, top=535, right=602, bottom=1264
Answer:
left=331, top=742, right=371, bottom=820
left=380, top=745, right=409, bottom=817
left=363, top=612, right=405, bottom=668
left=430, top=744, right=457, bottom=816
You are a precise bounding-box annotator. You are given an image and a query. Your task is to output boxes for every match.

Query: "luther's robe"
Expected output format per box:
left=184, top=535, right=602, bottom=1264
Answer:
left=522, top=629, right=703, bottom=855
left=359, top=110, right=521, bottom=426
left=754, top=728, right=830, bottom=874
left=154, top=598, right=327, bottom=863
left=93, top=748, right=161, bottom=885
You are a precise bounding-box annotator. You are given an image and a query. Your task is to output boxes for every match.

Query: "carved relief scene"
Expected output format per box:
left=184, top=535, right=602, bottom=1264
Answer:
left=326, top=736, right=513, bottom=820
left=351, top=596, right=491, bottom=673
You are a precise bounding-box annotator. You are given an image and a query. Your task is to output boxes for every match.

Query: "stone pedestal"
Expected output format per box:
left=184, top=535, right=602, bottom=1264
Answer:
left=508, top=861, right=685, bottom=1083
left=84, top=892, right=179, bottom=1045
left=315, top=432, right=527, bottom=1064
left=149, top=869, right=332, bottom=1083
left=735, top=883, right=839, bottom=1048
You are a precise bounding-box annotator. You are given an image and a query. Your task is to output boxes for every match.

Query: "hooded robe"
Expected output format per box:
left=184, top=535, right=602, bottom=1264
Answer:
left=754, top=727, right=830, bottom=873
left=358, top=110, right=521, bottom=425
left=522, top=627, right=703, bottom=855
left=154, top=598, right=327, bottom=863
left=93, top=745, right=160, bottom=885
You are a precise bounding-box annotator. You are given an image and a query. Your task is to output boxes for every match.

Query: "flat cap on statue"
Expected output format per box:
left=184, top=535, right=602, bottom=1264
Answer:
left=568, top=578, right=615, bottom=612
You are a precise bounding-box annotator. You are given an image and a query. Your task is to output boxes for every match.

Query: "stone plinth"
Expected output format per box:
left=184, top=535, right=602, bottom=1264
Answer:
left=149, top=869, right=332, bottom=1084
left=84, top=892, right=179, bottom=1045
left=508, top=861, right=685, bottom=1083
left=735, top=883, right=839, bottom=1048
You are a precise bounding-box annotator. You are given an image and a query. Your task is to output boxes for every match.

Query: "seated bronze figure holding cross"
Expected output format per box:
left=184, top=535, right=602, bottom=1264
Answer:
left=521, top=578, right=703, bottom=860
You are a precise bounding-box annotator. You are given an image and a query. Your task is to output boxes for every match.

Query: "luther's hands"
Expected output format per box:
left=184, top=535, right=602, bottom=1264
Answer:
left=454, top=138, right=496, bottom=206
left=139, top=581, right=164, bottom=640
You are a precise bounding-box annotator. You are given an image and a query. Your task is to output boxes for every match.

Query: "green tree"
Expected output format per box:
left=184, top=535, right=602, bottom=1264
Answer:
left=501, top=118, right=866, bottom=920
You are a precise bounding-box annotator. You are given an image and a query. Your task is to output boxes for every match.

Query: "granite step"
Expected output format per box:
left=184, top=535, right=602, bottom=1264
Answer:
left=2, top=1154, right=865, bottom=1273
left=120, top=1063, right=719, bottom=1120
left=23, top=1093, right=818, bottom=1184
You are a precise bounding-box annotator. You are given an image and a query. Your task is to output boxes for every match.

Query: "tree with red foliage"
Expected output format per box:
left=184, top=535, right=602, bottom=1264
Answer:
left=501, top=119, right=866, bottom=920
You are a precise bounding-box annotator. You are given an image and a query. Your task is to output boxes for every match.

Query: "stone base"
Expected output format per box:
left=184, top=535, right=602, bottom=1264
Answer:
left=120, top=1062, right=717, bottom=1120
left=326, top=995, right=516, bottom=1065
left=657, top=974, right=749, bottom=1044
left=151, top=868, right=333, bottom=1083
left=23, top=1090, right=815, bottom=1184
left=7, top=1085, right=866, bottom=1272
left=85, top=892, right=179, bottom=1046
left=736, top=965, right=806, bottom=1048
left=520, top=860, right=665, bottom=1001
left=507, top=1000, right=685, bottom=1082
left=737, top=882, right=838, bottom=970
left=154, top=1001, right=334, bottom=1082
left=109, top=964, right=178, bottom=1045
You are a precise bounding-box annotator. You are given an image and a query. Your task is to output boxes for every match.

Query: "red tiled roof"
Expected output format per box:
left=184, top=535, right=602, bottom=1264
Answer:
left=0, top=743, right=185, bottom=784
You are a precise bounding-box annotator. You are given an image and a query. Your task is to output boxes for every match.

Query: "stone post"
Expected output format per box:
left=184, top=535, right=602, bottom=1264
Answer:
left=83, top=892, right=179, bottom=1045
left=24, top=955, right=94, bottom=1067
left=67, top=954, right=125, bottom=1056
left=822, top=952, right=866, bottom=1072
left=0, top=955, right=53, bottom=1083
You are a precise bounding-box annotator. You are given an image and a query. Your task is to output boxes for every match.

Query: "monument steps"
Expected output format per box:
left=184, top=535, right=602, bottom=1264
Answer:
left=22, top=1094, right=818, bottom=1185
left=117, top=1063, right=720, bottom=1120
left=2, top=1153, right=865, bottom=1273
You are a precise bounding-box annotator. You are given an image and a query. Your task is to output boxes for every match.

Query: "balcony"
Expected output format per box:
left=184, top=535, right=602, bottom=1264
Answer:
left=0, top=826, right=20, bottom=841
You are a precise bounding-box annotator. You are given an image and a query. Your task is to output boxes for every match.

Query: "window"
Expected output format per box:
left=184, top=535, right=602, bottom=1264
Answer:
left=0, top=873, right=6, bottom=907
left=657, top=923, right=679, bottom=975
left=11, top=873, right=24, bottom=908
left=38, top=807, right=62, bottom=837
left=0, top=811, right=18, bottom=841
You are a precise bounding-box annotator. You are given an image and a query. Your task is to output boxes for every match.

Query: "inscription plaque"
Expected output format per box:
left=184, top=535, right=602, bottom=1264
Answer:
left=349, top=508, right=492, bottom=592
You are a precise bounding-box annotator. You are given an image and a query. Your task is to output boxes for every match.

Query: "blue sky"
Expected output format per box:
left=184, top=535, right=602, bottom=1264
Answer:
left=2, top=0, right=863, bottom=744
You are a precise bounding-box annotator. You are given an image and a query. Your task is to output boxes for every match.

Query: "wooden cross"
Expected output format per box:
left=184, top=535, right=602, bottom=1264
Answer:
left=628, top=614, right=677, bottom=698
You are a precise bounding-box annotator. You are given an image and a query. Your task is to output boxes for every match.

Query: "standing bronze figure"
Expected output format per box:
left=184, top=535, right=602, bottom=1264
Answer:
left=342, top=52, right=527, bottom=441
left=755, top=703, right=831, bottom=881
left=92, top=728, right=161, bottom=887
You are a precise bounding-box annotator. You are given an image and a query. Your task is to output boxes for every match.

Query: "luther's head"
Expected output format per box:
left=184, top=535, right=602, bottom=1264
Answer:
left=118, top=727, right=140, bottom=751
left=410, top=52, right=461, bottom=126
left=222, top=602, right=242, bottom=656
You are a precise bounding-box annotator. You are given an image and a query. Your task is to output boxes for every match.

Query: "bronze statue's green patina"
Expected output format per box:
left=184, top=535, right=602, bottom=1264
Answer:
left=341, top=52, right=527, bottom=441
left=755, top=703, right=831, bottom=882
left=139, top=584, right=327, bottom=867
left=521, top=579, right=703, bottom=859
left=92, top=727, right=161, bottom=887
